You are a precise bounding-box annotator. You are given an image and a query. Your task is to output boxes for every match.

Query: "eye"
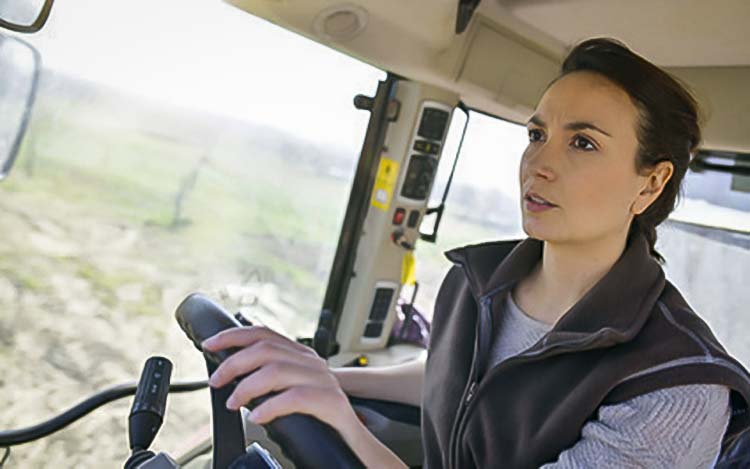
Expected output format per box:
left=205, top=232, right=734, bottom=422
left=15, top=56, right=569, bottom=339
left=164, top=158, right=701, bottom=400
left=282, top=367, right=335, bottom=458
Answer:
left=571, top=135, right=597, bottom=151
left=528, top=128, right=545, bottom=143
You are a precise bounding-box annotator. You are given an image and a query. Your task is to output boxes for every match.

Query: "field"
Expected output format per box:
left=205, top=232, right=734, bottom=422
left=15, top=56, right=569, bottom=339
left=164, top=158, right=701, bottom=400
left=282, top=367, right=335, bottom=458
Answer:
left=0, top=72, right=367, bottom=467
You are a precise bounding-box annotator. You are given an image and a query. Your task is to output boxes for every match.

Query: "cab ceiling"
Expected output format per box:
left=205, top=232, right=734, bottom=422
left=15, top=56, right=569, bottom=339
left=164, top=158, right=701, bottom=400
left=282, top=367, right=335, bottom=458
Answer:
left=226, top=0, right=750, bottom=152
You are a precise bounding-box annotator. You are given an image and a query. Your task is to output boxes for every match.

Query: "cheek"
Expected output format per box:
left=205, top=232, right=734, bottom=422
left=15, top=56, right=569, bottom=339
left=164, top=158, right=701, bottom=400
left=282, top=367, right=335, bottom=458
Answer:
left=518, top=146, right=538, bottom=192
left=570, top=160, right=636, bottom=223
left=518, top=148, right=531, bottom=182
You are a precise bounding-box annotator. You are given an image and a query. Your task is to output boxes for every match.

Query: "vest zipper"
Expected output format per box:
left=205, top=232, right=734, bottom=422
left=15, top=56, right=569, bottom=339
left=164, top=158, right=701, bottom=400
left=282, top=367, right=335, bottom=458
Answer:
left=447, top=295, right=493, bottom=468
left=465, top=381, right=477, bottom=403
left=446, top=356, right=479, bottom=467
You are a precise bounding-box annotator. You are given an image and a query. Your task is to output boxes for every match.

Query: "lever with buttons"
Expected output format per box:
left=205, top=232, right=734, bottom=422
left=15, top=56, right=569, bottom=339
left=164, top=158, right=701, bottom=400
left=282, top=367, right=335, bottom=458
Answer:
left=124, top=356, right=177, bottom=469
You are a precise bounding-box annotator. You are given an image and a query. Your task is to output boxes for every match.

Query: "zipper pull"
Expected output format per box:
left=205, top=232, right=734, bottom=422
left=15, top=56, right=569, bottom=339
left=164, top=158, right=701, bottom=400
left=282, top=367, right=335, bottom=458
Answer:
left=465, top=381, right=477, bottom=403
left=480, top=296, right=492, bottom=309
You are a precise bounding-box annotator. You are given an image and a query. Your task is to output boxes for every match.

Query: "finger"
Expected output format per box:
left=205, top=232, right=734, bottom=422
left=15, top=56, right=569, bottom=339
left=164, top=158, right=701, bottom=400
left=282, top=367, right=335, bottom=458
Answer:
left=201, top=325, right=278, bottom=351
left=203, top=325, right=314, bottom=357
left=247, top=385, right=349, bottom=429
left=209, top=339, right=323, bottom=388
left=226, top=360, right=334, bottom=410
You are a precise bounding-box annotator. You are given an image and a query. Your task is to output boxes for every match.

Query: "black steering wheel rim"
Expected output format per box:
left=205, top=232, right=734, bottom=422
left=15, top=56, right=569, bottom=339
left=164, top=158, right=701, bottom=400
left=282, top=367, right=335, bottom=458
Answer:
left=175, top=292, right=364, bottom=469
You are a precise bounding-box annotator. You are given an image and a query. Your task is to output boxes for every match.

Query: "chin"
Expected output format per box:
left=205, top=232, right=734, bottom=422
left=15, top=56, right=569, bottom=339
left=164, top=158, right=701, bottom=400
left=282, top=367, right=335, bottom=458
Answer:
left=521, top=218, right=554, bottom=241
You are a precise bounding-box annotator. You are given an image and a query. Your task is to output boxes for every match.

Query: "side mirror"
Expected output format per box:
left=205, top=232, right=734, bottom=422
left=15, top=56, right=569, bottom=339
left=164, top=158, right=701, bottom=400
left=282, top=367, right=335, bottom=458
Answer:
left=0, top=33, right=41, bottom=181
left=0, top=0, right=54, bottom=33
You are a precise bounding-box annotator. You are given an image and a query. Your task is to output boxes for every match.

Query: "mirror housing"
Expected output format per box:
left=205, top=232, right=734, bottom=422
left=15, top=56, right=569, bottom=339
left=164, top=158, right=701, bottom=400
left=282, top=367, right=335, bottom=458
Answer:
left=0, top=0, right=54, bottom=33
left=0, top=33, right=41, bottom=181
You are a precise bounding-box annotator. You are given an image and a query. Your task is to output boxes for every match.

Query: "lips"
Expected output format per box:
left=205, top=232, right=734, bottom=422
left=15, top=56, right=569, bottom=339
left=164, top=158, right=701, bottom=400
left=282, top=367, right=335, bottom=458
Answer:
left=524, top=191, right=558, bottom=207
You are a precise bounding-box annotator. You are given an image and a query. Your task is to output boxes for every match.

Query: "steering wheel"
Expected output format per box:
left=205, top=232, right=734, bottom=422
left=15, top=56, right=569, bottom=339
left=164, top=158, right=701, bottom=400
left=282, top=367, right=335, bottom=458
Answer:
left=175, top=293, right=364, bottom=469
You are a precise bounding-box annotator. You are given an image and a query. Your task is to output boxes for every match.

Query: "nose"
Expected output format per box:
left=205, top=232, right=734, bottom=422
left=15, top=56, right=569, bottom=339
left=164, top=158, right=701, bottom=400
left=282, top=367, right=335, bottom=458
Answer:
left=521, top=142, right=557, bottom=182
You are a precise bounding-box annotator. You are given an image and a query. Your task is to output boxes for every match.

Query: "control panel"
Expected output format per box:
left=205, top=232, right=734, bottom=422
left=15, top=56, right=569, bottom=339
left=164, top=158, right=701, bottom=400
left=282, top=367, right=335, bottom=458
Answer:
left=400, top=104, right=452, bottom=203
left=332, top=80, right=458, bottom=353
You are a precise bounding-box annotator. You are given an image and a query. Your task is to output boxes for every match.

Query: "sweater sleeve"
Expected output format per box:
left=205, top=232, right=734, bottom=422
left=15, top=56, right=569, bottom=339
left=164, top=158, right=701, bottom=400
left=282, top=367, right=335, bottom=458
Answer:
left=540, top=384, right=731, bottom=469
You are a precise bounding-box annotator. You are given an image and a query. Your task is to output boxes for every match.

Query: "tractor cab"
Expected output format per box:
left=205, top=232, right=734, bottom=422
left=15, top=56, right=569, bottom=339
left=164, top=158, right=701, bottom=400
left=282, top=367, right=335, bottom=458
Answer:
left=0, top=0, right=748, bottom=467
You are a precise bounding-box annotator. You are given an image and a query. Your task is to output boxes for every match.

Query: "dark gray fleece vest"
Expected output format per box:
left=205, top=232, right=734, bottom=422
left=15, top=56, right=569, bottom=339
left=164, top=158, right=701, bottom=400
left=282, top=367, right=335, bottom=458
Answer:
left=422, top=232, right=750, bottom=469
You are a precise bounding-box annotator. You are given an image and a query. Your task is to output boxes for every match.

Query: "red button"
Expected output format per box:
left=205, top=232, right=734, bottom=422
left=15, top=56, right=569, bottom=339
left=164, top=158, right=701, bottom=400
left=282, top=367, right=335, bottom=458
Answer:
left=392, top=208, right=406, bottom=225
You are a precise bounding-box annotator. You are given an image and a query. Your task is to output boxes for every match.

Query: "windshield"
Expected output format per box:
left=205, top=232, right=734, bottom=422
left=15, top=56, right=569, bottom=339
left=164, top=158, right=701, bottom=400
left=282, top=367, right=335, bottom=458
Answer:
left=0, top=0, right=383, bottom=466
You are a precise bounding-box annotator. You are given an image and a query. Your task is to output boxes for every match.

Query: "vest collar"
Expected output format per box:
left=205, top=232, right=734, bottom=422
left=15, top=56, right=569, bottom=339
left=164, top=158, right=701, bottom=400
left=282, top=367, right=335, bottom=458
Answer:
left=445, top=231, right=666, bottom=349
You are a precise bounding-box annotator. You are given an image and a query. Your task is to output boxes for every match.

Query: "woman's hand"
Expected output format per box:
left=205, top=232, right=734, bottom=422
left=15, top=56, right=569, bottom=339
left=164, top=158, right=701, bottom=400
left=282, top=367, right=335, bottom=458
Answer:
left=202, top=325, right=353, bottom=429
left=201, top=325, right=407, bottom=468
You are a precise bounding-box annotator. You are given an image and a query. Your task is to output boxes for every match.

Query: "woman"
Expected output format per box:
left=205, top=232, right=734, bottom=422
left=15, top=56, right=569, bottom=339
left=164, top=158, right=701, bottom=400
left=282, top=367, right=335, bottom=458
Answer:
left=202, top=38, right=750, bottom=468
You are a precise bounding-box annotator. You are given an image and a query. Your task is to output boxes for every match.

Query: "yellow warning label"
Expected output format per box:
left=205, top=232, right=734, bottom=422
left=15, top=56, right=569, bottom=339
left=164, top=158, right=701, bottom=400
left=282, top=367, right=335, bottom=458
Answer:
left=370, top=156, right=399, bottom=211
left=401, top=251, right=416, bottom=286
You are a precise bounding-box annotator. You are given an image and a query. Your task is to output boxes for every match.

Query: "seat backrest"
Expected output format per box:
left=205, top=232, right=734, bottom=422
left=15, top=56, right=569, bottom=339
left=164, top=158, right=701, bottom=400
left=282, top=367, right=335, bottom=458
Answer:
left=716, top=428, right=750, bottom=468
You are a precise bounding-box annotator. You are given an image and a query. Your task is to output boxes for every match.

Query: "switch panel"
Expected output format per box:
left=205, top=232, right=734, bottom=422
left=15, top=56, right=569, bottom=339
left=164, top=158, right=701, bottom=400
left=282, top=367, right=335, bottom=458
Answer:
left=363, top=322, right=384, bottom=338
left=401, top=154, right=438, bottom=200
left=400, top=103, right=452, bottom=202
left=417, top=107, right=450, bottom=141
left=413, top=139, right=441, bottom=155
left=407, top=209, right=421, bottom=228
left=368, top=287, right=395, bottom=321
left=362, top=286, right=396, bottom=340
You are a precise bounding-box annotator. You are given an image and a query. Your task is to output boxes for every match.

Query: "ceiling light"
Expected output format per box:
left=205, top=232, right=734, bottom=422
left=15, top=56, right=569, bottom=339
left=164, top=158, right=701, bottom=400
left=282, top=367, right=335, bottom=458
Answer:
left=313, top=4, right=368, bottom=42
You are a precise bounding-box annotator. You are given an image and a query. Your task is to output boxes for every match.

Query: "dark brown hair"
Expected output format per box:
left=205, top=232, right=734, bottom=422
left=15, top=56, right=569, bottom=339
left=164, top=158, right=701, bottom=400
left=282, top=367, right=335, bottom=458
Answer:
left=558, top=38, right=701, bottom=263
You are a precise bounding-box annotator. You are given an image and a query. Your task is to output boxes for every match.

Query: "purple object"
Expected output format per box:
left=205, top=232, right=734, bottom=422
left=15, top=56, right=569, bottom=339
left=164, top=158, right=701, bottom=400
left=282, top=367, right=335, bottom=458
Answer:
left=389, top=300, right=431, bottom=348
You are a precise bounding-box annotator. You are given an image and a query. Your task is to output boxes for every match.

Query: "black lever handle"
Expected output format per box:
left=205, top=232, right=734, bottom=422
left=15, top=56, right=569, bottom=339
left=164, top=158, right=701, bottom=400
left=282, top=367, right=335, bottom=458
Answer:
left=128, top=356, right=172, bottom=452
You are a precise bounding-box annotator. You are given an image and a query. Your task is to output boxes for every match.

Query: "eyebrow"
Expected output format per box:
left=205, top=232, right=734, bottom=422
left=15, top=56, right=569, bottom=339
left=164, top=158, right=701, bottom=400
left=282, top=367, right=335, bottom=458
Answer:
left=526, top=114, right=613, bottom=138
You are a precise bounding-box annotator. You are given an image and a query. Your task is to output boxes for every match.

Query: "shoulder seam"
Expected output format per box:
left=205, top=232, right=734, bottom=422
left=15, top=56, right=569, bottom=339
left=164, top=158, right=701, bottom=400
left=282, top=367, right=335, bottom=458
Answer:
left=657, top=301, right=710, bottom=357
left=617, top=356, right=750, bottom=388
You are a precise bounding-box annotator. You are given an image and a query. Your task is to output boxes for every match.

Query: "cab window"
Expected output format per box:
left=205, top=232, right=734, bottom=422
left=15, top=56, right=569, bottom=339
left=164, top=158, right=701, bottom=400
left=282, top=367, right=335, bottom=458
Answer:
left=660, top=151, right=750, bottom=366
left=0, top=1, right=383, bottom=466
left=413, top=111, right=527, bottom=319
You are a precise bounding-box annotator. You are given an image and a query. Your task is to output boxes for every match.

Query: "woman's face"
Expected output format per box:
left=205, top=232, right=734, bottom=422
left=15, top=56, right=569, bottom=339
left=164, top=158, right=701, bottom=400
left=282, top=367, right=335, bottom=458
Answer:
left=519, top=71, right=648, bottom=245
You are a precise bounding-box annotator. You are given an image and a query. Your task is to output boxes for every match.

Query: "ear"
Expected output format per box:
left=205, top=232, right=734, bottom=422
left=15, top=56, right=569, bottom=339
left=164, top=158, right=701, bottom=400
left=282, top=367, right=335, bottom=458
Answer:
left=631, top=160, right=674, bottom=215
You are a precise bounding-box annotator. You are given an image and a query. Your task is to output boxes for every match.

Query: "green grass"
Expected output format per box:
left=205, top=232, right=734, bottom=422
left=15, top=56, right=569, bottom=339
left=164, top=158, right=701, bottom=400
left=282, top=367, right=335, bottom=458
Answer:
left=66, top=257, right=136, bottom=308
left=1, top=92, right=354, bottom=329
left=0, top=264, right=47, bottom=293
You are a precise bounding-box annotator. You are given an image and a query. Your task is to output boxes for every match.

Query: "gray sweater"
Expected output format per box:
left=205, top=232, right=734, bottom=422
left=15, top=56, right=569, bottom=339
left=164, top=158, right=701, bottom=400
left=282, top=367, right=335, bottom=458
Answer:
left=489, top=292, right=731, bottom=468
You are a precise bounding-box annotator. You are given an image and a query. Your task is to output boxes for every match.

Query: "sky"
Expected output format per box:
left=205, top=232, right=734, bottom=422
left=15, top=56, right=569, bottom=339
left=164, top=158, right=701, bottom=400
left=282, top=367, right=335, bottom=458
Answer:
left=17, top=0, right=527, bottom=199
left=20, top=0, right=384, bottom=152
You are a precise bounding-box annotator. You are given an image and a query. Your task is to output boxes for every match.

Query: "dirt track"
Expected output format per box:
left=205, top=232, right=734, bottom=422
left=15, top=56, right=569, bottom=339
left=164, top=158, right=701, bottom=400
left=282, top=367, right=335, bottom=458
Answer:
left=0, top=188, right=311, bottom=468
